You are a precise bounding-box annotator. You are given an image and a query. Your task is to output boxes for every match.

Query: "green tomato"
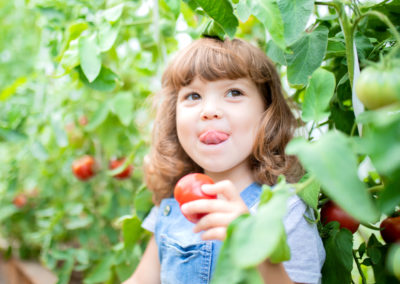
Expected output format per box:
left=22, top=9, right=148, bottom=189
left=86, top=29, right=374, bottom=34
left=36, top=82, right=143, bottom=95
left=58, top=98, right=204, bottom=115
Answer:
left=355, top=65, right=400, bottom=110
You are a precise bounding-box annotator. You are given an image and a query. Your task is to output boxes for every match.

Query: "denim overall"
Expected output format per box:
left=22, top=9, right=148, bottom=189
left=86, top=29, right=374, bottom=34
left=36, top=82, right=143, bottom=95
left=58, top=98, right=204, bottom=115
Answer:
left=154, top=182, right=262, bottom=284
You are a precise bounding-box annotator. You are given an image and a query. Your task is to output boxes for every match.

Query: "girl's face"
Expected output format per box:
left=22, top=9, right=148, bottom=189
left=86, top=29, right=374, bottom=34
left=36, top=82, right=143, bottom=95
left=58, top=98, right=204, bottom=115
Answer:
left=176, top=77, right=265, bottom=180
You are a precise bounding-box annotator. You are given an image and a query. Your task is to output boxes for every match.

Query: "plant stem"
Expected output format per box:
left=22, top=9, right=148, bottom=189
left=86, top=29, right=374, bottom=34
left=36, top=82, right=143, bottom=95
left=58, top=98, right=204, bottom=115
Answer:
left=335, top=2, right=356, bottom=88
left=353, top=249, right=367, bottom=284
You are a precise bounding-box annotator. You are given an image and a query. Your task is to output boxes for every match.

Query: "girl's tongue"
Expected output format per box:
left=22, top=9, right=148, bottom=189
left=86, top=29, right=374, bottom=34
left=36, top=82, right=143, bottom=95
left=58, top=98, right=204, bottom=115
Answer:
left=199, top=130, right=229, bottom=145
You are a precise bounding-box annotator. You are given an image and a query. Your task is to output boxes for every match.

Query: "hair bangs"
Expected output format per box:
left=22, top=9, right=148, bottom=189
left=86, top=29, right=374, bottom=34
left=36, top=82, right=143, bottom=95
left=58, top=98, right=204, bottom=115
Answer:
left=162, top=38, right=252, bottom=91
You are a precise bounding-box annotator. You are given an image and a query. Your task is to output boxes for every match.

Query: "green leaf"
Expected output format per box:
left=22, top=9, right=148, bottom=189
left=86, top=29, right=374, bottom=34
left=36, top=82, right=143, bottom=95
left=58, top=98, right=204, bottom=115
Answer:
left=366, top=234, right=399, bottom=283
left=110, top=92, right=133, bottom=126
left=78, top=65, right=118, bottom=92
left=84, top=254, right=115, bottom=284
left=98, top=22, right=120, bottom=52
left=356, top=108, right=400, bottom=176
left=277, top=0, right=314, bottom=45
left=202, top=19, right=225, bottom=40
left=286, top=25, right=329, bottom=85
left=302, top=68, right=336, bottom=122
left=286, top=131, right=380, bottom=224
left=266, top=39, right=287, bottom=66
left=377, top=174, right=400, bottom=215
left=297, top=174, right=321, bottom=211
left=250, top=0, right=285, bottom=50
left=268, top=231, right=290, bottom=263
left=236, top=0, right=251, bottom=22
left=329, top=104, right=356, bottom=135
left=31, top=141, right=49, bottom=161
left=231, top=188, right=292, bottom=268
left=0, top=77, right=27, bottom=101
left=165, top=0, right=181, bottom=19
left=51, top=117, right=68, bottom=147
left=103, top=3, right=124, bottom=23
left=120, top=215, right=143, bottom=251
left=79, top=34, right=101, bottom=82
left=0, top=205, right=18, bottom=222
left=0, top=127, right=27, bottom=142
left=85, top=103, right=109, bottom=131
left=134, top=187, right=154, bottom=221
left=67, top=21, right=89, bottom=41
left=387, top=244, right=400, bottom=280
left=211, top=215, right=249, bottom=284
left=321, top=222, right=353, bottom=284
left=59, top=39, right=80, bottom=73
left=194, top=0, right=238, bottom=38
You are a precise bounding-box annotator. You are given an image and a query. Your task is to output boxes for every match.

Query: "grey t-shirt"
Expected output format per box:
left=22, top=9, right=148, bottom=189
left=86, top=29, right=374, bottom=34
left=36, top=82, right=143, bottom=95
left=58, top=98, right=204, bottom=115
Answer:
left=143, top=192, right=325, bottom=284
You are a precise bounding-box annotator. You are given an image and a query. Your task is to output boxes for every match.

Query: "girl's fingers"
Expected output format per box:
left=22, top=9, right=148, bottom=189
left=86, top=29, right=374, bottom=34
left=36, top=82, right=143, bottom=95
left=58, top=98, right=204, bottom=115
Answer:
left=201, top=180, right=241, bottom=202
left=193, top=212, right=233, bottom=233
left=200, top=227, right=227, bottom=241
left=181, top=198, right=232, bottom=215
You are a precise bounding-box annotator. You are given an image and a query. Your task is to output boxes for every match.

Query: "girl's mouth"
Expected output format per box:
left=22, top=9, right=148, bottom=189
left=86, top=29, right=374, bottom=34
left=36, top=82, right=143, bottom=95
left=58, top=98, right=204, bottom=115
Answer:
left=199, top=130, right=229, bottom=145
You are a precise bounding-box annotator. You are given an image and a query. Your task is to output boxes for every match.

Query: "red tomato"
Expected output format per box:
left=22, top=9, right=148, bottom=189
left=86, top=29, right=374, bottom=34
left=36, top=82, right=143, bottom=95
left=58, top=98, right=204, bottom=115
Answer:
left=109, top=158, right=133, bottom=179
left=72, top=155, right=96, bottom=181
left=13, top=194, right=27, bottom=208
left=174, top=173, right=216, bottom=223
left=321, top=201, right=360, bottom=234
left=380, top=214, right=400, bottom=244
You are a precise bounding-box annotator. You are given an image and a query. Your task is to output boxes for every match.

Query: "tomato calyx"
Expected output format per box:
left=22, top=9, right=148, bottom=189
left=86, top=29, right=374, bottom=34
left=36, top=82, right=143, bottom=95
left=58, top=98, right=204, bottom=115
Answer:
left=174, top=173, right=216, bottom=223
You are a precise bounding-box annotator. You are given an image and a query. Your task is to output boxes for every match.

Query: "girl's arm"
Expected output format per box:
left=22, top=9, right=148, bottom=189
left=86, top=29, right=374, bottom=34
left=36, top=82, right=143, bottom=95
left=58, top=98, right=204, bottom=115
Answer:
left=258, top=260, right=296, bottom=284
left=122, top=235, right=161, bottom=284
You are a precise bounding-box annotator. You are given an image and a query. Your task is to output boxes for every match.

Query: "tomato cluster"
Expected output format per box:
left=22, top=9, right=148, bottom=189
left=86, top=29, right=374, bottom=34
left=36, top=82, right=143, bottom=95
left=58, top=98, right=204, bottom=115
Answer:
left=72, top=156, right=133, bottom=181
left=174, top=173, right=216, bottom=223
left=320, top=201, right=360, bottom=234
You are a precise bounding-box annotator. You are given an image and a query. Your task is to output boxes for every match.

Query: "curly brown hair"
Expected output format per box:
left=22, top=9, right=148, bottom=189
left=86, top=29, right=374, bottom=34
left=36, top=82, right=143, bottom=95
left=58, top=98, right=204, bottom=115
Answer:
left=144, top=37, right=303, bottom=205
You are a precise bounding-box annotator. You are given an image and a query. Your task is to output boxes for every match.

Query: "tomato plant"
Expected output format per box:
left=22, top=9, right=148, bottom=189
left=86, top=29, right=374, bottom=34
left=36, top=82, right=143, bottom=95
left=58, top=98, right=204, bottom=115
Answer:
left=109, top=158, right=133, bottom=179
left=380, top=213, right=400, bottom=244
left=321, top=200, right=360, bottom=233
left=72, top=155, right=96, bottom=181
left=174, top=173, right=216, bottom=223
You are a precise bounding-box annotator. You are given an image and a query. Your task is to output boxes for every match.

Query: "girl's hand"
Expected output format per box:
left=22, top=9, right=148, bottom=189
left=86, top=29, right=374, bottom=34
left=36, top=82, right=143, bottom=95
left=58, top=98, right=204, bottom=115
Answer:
left=180, top=180, right=248, bottom=241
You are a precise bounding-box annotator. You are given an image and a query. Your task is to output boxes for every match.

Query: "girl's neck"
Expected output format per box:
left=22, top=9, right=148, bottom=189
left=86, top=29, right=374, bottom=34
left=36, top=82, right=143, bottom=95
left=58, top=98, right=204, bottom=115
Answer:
left=204, top=162, right=255, bottom=194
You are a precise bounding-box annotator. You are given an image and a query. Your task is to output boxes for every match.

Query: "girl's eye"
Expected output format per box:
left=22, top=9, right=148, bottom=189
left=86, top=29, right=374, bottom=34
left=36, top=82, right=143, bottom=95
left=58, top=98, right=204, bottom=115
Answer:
left=227, top=89, right=243, bottom=98
left=185, top=92, right=201, bottom=101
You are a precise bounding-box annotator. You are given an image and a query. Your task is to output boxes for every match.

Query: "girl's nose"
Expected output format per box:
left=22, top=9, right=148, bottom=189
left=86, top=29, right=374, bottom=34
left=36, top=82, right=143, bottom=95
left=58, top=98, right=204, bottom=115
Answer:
left=200, top=103, right=222, bottom=120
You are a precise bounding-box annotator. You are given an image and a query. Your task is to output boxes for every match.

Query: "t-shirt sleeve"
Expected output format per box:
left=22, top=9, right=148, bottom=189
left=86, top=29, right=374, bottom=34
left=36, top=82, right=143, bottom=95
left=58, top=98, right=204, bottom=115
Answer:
left=283, top=195, right=326, bottom=284
left=141, top=206, right=159, bottom=233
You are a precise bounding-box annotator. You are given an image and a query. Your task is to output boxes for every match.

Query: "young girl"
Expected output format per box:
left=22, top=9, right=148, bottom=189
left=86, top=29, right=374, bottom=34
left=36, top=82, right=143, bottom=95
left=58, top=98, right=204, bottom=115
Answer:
left=123, top=37, right=325, bottom=284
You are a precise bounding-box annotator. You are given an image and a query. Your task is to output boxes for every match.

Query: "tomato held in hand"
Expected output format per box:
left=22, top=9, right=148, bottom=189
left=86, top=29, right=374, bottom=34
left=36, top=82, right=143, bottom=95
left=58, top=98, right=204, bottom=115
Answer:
left=72, top=155, right=96, bottom=181
left=321, top=200, right=360, bottom=233
left=380, top=214, right=400, bottom=244
left=174, top=173, right=216, bottom=223
left=109, top=158, right=133, bottom=179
